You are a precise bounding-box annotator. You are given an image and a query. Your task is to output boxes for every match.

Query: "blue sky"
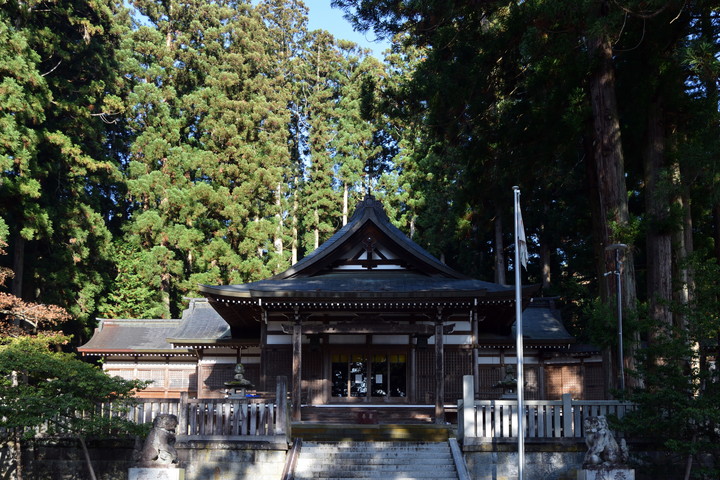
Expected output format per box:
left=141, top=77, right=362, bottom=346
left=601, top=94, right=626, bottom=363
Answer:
left=304, top=0, right=390, bottom=56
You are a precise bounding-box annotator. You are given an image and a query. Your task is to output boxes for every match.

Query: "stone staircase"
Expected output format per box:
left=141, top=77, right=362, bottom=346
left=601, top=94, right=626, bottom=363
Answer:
left=291, top=441, right=461, bottom=480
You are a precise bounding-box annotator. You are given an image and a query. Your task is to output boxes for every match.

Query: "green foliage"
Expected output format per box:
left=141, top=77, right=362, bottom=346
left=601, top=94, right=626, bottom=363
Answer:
left=0, top=335, right=147, bottom=439
left=621, top=253, right=720, bottom=478
left=97, top=242, right=168, bottom=319
left=0, top=0, right=130, bottom=333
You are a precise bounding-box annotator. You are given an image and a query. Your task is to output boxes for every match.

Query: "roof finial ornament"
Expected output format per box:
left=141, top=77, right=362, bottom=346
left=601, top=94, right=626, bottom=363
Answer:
left=364, top=169, right=372, bottom=198
left=364, top=154, right=378, bottom=200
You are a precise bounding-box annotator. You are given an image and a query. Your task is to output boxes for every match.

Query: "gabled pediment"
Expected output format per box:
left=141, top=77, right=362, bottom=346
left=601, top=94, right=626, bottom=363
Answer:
left=276, top=195, right=468, bottom=280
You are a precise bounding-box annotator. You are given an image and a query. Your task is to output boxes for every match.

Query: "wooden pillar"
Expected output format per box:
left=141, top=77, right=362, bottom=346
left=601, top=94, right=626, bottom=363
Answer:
left=292, top=309, right=302, bottom=421
left=260, top=316, right=268, bottom=392
left=471, top=305, right=480, bottom=397
left=409, top=342, right=417, bottom=403
left=435, top=308, right=445, bottom=424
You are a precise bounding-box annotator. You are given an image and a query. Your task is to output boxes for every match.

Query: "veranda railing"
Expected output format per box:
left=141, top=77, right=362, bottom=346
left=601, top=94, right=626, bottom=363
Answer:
left=96, top=376, right=289, bottom=438
left=458, top=375, right=634, bottom=441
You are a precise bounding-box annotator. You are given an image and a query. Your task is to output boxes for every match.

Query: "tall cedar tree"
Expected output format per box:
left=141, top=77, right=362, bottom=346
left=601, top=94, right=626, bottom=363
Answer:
left=0, top=0, right=129, bottom=339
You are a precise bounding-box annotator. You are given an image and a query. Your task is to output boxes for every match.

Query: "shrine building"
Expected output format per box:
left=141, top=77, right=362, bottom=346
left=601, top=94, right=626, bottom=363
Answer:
left=79, top=195, right=603, bottom=419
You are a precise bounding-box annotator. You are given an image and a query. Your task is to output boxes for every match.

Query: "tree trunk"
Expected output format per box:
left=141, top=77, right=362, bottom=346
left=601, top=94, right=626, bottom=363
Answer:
left=644, top=97, right=673, bottom=344
left=586, top=28, right=639, bottom=394
left=493, top=207, right=506, bottom=285
left=672, top=161, right=693, bottom=330
left=274, top=183, right=284, bottom=272
left=714, top=205, right=720, bottom=263
left=13, top=432, right=22, bottom=480
left=313, top=209, right=319, bottom=250
left=540, top=222, right=551, bottom=290
left=700, top=9, right=720, bottom=265
left=78, top=436, right=98, bottom=480
left=11, top=233, right=24, bottom=299
left=342, top=183, right=349, bottom=226
left=292, top=192, right=298, bottom=265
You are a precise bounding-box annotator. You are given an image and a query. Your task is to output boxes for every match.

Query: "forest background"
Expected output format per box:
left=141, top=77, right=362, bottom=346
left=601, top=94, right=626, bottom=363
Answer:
left=3, top=0, right=720, bottom=388
left=2, top=0, right=720, bottom=474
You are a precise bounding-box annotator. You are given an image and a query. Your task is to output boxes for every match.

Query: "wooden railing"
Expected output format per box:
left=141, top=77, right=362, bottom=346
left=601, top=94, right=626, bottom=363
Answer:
left=458, top=375, right=634, bottom=441
left=108, top=376, right=289, bottom=438
left=180, top=397, right=278, bottom=436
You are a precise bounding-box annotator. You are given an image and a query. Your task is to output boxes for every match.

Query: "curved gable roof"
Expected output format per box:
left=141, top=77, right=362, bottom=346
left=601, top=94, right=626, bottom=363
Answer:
left=274, top=195, right=468, bottom=280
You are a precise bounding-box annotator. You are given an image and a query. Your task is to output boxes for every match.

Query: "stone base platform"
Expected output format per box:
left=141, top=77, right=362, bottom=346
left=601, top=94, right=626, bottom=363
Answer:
left=129, top=467, right=186, bottom=480
left=577, top=468, right=635, bottom=480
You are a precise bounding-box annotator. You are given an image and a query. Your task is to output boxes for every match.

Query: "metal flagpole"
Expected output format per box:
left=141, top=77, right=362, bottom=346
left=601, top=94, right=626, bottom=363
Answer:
left=513, top=186, right=525, bottom=480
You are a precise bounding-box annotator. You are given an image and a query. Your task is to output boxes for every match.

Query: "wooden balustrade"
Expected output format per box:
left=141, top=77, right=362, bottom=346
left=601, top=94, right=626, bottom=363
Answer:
left=96, top=376, right=290, bottom=438
left=458, top=375, right=634, bottom=441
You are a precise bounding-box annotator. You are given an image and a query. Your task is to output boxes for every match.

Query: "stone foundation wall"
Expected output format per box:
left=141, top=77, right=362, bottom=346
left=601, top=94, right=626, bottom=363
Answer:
left=3, top=435, right=687, bottom=480
left=462, top=438, right=686, bottom=480
left=3, top=436, right=289, bottom=480
left=176, top=436, right=289, bottom=480
left=463, top=438, right=585, bottom=480
left=19, top=438, right=137, bottom=480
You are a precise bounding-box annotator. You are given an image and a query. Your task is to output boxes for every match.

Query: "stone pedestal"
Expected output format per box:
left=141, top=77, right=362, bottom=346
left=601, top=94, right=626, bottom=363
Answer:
left=577, top=468, right=635, bottom=480
left=129, top=468, right=185, bottom=480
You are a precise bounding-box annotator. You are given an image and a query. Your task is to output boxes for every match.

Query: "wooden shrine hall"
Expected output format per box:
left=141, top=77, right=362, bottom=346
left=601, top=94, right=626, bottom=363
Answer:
left=81, top=195, right=601, bottom=422
left=201, top=194, right=540, bottom=422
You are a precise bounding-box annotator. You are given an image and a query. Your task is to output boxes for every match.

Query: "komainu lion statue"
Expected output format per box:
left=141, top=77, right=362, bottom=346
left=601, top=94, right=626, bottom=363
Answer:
left=583, top=415, right=629, bottom=468
left=137, top=413, right=179, bottom=467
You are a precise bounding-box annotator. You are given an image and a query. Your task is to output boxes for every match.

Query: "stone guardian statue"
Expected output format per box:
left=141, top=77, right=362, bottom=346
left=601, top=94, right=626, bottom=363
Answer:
left=137, top=414, right=179, bottom=467
left=582, top=415, right=629, bottom=468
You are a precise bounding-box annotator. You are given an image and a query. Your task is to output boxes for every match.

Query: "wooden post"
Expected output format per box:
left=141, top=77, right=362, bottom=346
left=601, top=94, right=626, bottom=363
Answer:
left=435, top=310, right=445, bottom=424
left=462, top=375, right=475, bottom=441
left=292, top=311, right=302, bottom=422
left=177, top=392, right=188, bottom=436
left=260, top=319, right=268, bottom=392
left=409, top=343, right=417, bottom=403
left=276, top=376, right=287, bottom=436
left=562, top=393, right=573, bottom=437
left=471, top=306, right=480, bottom=396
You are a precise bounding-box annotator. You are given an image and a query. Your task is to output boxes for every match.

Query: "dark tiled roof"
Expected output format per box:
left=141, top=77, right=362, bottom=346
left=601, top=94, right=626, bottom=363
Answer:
left=79, top=297, right=576, bottom=354
left=78, top=318, right=190, bottom=355
left=201, top=271, right=519, bottom=299
left=514, top=298, right=574, bottom=341
left=166, top=298, right=231, bottom=343
left=477, top=298, right=574, bottom=346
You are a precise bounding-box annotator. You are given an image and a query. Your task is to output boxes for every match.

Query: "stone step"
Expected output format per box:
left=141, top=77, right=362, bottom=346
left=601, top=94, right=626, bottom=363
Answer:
left=297, top=455, right=455, bottom=464
left=293, top=471, right=459, bottom=478
left=293, top=441, right=459, bottom=480
left=291, top=423, right=452, bottom=442
left=302, top=441, right=450, bottom=449
left=300, top=449, right=452, bottom=456
left=297, top=458, right=452, bottom=468
left=296, top=464, right=458, bottom=473
left=298, top=478, right=460, bottom=480
left=297, top=456, right=453, bottom=465
left=294, top=471, right=457, bottom=479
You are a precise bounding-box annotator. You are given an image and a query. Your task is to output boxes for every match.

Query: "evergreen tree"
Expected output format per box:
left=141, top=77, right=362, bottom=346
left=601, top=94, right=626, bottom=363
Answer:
left=0, top=0, right=131, bottom=338
left=117, top=0, right=292, bottom=317
left=257, top=0, right=310, bottom=265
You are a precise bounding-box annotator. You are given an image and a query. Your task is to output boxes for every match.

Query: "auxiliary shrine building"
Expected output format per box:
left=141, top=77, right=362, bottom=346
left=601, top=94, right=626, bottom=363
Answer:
left=79, top=196, right=604, bottom=415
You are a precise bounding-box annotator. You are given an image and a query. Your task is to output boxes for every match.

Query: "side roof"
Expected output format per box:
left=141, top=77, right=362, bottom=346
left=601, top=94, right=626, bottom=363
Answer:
left=78, top=318, right=191, bottom=356
left=477, top=297, right=575, bottom=347
left=166, top=298, right=243, bottom=345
